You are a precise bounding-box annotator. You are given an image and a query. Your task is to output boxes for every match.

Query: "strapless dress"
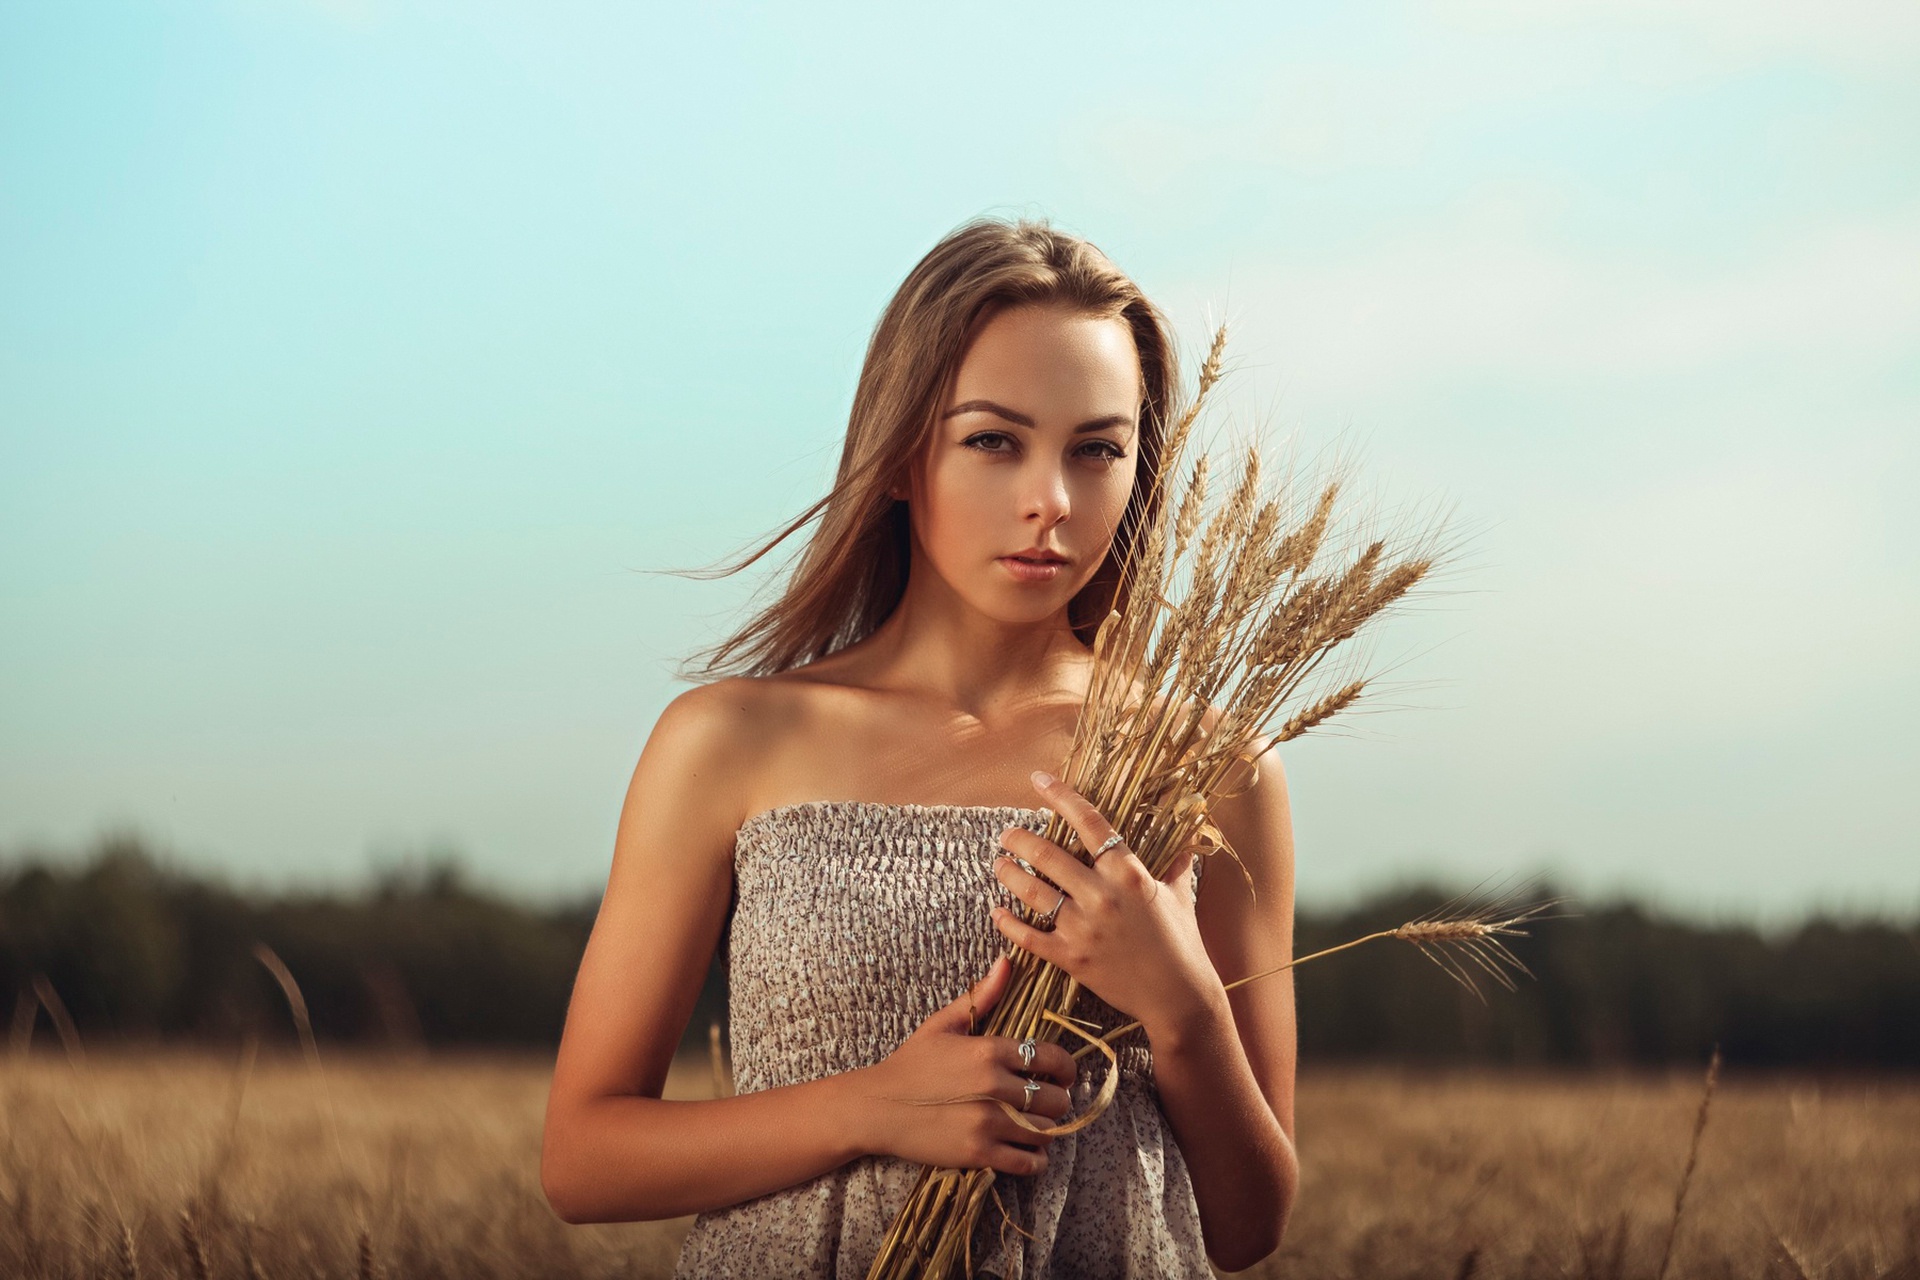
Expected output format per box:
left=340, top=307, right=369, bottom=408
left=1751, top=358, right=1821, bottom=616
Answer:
left=669, top=800, right=1212, bottom=1280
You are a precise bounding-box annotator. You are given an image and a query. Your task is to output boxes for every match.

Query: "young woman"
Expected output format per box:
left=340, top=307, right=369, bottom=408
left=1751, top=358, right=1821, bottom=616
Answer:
left=541, top=217, right=1299, bottom=1278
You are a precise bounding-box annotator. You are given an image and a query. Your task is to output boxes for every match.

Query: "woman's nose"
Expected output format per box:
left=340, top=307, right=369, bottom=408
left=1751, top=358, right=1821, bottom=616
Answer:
left=1022, top=460, right=1070, bottom=524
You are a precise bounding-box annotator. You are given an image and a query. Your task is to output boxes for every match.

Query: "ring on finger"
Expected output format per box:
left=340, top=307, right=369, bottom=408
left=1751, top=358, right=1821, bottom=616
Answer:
left=1035, top=888, right=1066, bottom=929
left=1017, top=1037, right=1037, bottom=1070
left=995, top=850, right=1039, bottom=877
left=1091, top=832, right=1124, bottom=861
left=1021, top=1078, right=1040, bottom=1112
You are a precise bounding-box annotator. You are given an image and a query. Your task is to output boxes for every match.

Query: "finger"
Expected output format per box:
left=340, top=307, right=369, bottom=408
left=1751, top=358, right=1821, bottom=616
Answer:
left=991, top=1036, right=1078, bottom=1088
left=977, top=951, right=1011, bottom=1006
left=987, top=1142, right=1049, bottom=1177
left=1159, top=843, right=1198, bottom=888
left=990, top=904, right=1063, bottom=967
left=991, top=1075, right=1072, bottom=1124
left=990, top=1036, right=1076, bottom=1089
left=1026, top=770, right=1130, bottom=876
left=1176, top=850, right=1202, bottom=905
left=988, top=1094, right=1073, bottom=1139
left=932, top=954, right=1008, bottom=1033
left=996, top=827, right=1098, bottom=901
left=1034, top=1040, right=1078, bottom=1087
left=992, top=851, right=1072, bottom=919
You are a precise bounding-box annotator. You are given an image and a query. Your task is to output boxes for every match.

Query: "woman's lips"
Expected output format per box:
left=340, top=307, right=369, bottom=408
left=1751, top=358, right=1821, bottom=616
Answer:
left=998, top=555, right=1066, bottom=582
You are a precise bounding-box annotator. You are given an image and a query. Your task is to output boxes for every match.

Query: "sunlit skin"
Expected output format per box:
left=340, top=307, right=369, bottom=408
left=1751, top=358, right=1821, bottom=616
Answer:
left=540, top=301, right=1299, bottom=1271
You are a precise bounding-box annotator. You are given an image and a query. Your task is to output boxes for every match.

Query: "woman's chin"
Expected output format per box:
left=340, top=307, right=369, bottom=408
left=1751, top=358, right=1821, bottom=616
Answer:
left=974, top=586, right=1077, bottom=627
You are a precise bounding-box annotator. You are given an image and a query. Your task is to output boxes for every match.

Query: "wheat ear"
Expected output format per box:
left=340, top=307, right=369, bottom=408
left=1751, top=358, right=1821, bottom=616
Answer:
left=1069, top=884, right=1568, bottom=1065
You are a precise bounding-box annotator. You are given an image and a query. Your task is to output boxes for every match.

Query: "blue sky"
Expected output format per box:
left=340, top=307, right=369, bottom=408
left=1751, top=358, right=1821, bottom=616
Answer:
left=3, top=1, right=1915, bottom=923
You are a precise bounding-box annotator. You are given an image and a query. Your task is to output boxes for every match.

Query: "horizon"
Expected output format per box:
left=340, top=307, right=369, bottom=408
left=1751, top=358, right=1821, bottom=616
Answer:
left=6, top=823, right=1913, bottom=939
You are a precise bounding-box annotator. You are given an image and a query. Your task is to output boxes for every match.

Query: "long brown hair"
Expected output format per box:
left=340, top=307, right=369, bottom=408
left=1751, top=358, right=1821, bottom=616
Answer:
left=672, top=215, right=1181, bottom=682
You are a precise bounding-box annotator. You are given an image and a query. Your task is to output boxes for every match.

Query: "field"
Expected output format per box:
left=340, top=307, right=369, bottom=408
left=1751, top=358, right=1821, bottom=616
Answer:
left=2, top=1048, right=1915, bottom=1279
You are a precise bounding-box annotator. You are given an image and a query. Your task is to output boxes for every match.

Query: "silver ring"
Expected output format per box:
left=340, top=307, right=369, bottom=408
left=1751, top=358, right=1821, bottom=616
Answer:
left=1035, top=888, right=1066, bottom=929
left=998, top=853, right=1037, bottom=876
left=1091, top=833, right=1125, bottom=861
left=1017, top=1037, right=1037, bottom=1070
left=1021, top=1078, right=1040, bottom=1112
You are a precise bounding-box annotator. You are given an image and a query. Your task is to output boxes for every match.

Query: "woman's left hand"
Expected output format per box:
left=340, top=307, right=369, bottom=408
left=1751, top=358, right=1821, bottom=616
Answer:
left=989, top=770, right=1225, bottom=1044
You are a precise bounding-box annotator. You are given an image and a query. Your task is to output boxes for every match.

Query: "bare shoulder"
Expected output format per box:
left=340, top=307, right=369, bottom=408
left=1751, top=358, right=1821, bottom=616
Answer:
left=610, top=669, right=863, bottom=893
left=649, top=674, right=781, bottom=759
left=628, top=674, right=814, bottom=835
left=1206, top=728, right=1293, bottom=886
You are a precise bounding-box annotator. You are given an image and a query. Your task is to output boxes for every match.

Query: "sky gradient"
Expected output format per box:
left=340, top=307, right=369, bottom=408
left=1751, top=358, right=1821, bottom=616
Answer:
left=3, top=1, right=1915, bottom=924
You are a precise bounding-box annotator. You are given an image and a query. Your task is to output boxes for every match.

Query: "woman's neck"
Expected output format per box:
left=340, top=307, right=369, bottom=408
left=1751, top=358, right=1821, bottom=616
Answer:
left=849, top=580, right=1092, bottom=724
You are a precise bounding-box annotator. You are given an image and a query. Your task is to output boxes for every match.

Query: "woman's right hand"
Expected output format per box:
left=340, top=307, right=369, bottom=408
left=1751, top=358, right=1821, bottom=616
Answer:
left=850, top=954, right=1080, bottom=1176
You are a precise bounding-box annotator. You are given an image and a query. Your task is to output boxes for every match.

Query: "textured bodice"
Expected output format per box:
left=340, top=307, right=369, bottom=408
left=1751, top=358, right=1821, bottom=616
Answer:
left=675, top=800, right=1209, bottom=1280
left=721, top=799, right=1155, bottom=1096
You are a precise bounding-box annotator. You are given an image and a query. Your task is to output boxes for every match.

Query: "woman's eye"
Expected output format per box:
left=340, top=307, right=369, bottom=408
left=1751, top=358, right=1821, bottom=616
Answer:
left=961, top=432, right=1126, bottom=462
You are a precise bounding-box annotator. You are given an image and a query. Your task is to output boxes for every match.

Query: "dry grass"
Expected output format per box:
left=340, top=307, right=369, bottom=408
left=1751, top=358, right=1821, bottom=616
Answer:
left=1266, top=1064, right=1920, bottom=1280
left=4, top=1049, right=1914, bottom=1279
left=0, top=1046, right=701, bottom=1280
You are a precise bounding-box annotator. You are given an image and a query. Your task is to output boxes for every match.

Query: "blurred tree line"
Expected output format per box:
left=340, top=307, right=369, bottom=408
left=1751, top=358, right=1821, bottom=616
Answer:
left=3, top=835, right=1916, bottom=1067
left=1292, top=887, right=1920, bottom=1067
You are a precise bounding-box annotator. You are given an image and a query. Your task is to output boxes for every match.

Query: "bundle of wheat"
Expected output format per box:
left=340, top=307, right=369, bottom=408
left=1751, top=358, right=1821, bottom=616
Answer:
left=866, top=322, right=1560, bottom=1279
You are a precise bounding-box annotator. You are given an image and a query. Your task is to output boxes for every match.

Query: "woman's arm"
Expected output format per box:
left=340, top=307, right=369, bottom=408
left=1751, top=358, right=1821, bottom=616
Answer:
left=1145, top=745, right=1300, bottom=1271
left=991, top=749, right=1302, bottom=1272
left=541, top=681, right=871, bottom=1222
left=540, top=681, right=1080, bottom=1223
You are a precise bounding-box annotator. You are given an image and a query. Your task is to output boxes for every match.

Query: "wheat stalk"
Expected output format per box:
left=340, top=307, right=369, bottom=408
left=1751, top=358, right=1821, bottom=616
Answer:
left=1655, top=1043, right=1723, bottom=1280
left=251, top=944, right=346, bottom=1169
left=865, top=321, right=1502, bottom=1278
left=252, top=942, right=378, bottom=1272
left=30, top=975, right=86, bottom=1071
left=1068, top=881, right=1566, bottom=1063
left=27, top=972, right=144, bottom=1249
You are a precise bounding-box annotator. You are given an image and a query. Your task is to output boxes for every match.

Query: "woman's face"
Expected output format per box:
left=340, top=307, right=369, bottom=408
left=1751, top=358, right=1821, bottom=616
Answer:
left=898, top=301, right=1143, bottom=626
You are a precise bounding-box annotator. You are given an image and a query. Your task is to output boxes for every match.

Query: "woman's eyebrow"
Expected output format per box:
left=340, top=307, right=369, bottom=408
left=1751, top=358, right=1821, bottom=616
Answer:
left=941, top=399, right=1135, bottom=434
